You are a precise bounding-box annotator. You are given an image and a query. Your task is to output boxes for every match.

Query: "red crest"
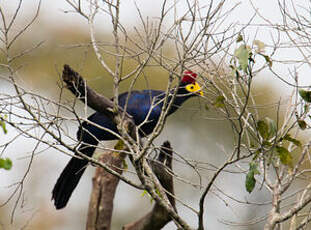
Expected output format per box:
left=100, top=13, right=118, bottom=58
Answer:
left=181, top=70, right=197, bottom=84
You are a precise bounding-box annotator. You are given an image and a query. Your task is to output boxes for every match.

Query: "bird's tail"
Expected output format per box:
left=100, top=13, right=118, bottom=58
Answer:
left=52, top=143, right=97, bottom=209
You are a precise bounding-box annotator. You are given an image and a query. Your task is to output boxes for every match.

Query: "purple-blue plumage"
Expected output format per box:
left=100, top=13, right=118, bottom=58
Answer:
left=52, top=72, right=201, bottom=209
left=77, top=87, right=194, bottom=144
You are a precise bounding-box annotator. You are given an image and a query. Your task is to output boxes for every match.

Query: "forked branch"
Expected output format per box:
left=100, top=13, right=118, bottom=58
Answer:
left=123, top=141, right=177, bottom=230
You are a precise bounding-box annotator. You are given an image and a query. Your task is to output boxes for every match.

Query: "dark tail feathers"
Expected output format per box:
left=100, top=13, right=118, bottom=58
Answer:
left=52, top=144, right=96, bottom=209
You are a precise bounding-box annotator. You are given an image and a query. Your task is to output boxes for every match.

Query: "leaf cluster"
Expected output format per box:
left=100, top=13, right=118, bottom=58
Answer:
left=230, top=35, right=272, bottom=78
left=246, top=117, right=301, bottom=193
left=0, top=158, right=12, bottom=170
left=245, top=162, right=260, bottom=193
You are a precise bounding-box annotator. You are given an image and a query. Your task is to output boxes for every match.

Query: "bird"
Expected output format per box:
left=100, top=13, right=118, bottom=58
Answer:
left=52, top=70, right=203, bottom=209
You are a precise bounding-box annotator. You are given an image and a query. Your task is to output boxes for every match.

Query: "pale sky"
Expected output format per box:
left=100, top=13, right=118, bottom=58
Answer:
left=3, top=0, right=308, bottom=89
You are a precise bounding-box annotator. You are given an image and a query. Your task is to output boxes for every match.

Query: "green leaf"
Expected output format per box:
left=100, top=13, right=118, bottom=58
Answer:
left=257, top=120, right=269, bottom=140
left=245, top=163, right=259, bottom=193
left=283, top=134, right=302, bottom=147
left=140, top=190, right=148, bottom=197
left=114, top=140, right=124, bottom=150
left=236, top=34, right=243, bottom=43
left=140, top=190, right=154, bottom=203
left=257, top=117, right=277, bottom=140
left=213, top=95, right=225, bottom=108
left=155, top=188, right=162, bottom=198
left=298, top=120, right=307, bottom=130
left=276, top=146, right=293, bottom=167
left=0, top=158, right=12, bottom=170
left=299, top=90, right=311, bottom=103
left=249, top=162, right=260, bottom=175
left=234, top=45, right=251, bottom=73
left=0, top=120, right=7, bottom=134
left=245, top=172, right=256, bottom=193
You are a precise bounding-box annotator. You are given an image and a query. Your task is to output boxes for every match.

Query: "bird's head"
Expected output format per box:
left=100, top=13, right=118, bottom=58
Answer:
left=180, top=70, right=204, bottom=96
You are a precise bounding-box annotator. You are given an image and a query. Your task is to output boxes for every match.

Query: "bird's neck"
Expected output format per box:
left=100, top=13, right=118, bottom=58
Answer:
left=166, top=84, right=193, bottom=115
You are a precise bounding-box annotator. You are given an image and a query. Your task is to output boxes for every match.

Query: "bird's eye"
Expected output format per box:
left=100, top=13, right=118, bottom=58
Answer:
left=186, top=83, right=198, bottom=93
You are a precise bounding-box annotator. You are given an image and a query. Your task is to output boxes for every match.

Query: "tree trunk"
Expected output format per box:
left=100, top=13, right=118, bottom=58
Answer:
left=86, top=150, right=126, bottom=230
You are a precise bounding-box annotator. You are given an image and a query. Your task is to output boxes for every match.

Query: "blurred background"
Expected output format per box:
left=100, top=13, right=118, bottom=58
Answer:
left=0, top=0, right=308, bottom=229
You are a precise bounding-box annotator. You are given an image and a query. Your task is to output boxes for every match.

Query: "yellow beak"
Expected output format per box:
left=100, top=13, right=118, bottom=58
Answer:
left=194, top=82, right=204, bottom=96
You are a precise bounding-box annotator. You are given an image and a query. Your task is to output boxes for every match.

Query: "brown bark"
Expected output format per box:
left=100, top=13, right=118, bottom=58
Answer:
left=123, top=141, right=176, bottom=230
left=62, top=64, right=137, bottom=141
left=62, top=64, right=132, bottom=121
left=86, top=150, right=126, bottom=230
